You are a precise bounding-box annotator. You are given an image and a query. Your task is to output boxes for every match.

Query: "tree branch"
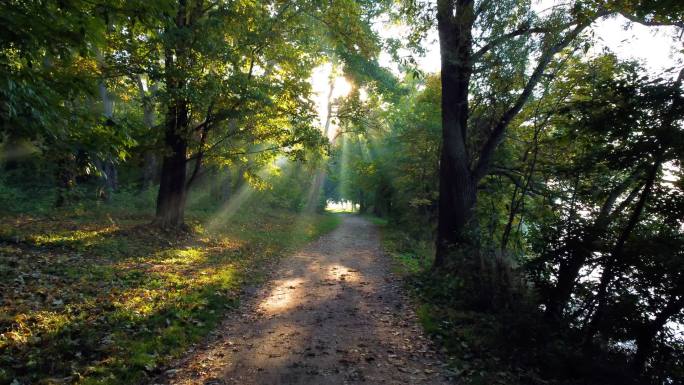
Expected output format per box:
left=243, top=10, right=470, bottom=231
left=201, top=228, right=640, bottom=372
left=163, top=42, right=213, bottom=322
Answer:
left=618, top=12, right=684, bottom=29
left=186, top=124, right=209, bottom=189
left=186, top=101, right=215, bottom=189
left=487, top=168, right=543, bottom=196
left=472, top=23, right=566, bottom=60
left=471, top=19, right=596, bottom=182
left=186, top=119, right=241, bottom=161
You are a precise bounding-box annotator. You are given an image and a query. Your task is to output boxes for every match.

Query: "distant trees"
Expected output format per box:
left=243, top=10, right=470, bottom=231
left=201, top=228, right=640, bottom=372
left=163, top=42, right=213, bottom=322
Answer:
left=0, top=0, right=134, bottom=206
left=328, top=75, right=440, bottom=226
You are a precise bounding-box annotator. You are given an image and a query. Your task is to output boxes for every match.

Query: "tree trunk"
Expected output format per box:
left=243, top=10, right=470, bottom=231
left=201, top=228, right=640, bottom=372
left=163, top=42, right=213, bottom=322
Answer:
left=435, top=154, right=477, bottom=266
left=154, top=111, right=188, bottom=228
left=154, top=42, right=189, bottom=226
left=632, top=325, right=660, bottom=375
left=141, top=151, right=157, bottom=190
left=97, top=80, right=118, bottom=201
left=324, top=66, right=336, bottom=139
left=358, top=190, right=368, bottom=214
left=136, top=75, right=159, bottom=191
left=55, top=154, right=76, bottom=207
left=154, top=0, right=192, bottom=228
left=95, top=157, right=118, bottom=200
left=434, top=0, right=476, bottom=268
left=94, top=36, right=119, bottom=201
left=545, top=243, right=589, bottom=319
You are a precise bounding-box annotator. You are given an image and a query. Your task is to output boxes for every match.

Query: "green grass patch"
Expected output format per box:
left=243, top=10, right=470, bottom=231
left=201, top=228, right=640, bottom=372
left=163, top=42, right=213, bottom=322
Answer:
left=378, top=223, right=433, bottom=275
left=0, top=194, right=339, bottom=385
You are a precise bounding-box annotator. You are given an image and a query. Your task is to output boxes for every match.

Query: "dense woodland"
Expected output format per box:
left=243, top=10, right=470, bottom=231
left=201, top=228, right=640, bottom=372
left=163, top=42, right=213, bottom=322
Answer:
left=1, top=0, right=683, bottom=384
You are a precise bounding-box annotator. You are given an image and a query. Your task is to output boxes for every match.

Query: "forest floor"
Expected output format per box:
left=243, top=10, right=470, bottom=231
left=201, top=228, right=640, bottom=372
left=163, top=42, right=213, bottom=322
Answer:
left=0, top=199, right=339, bottom=385
left=154, top=215, right=453, bottom=385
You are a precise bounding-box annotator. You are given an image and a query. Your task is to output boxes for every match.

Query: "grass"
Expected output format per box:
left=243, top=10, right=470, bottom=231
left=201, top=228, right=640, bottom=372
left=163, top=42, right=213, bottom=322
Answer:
left=373, top=217, right=432, bottom=275
left=0, top=191, right=340, bottom=385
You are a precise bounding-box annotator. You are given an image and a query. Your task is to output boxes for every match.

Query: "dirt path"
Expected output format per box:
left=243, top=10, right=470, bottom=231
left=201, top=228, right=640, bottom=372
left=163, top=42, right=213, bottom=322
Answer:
left=157, top=215, right=452, bottom=385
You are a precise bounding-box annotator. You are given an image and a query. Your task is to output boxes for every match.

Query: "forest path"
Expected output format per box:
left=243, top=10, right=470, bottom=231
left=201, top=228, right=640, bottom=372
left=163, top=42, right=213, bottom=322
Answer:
left=157, top=215, right=452, bottom=385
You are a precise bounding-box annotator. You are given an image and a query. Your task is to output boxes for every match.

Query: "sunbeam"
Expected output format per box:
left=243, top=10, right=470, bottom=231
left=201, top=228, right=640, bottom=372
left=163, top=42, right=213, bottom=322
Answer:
left=204, top=157, right=287, bottom=232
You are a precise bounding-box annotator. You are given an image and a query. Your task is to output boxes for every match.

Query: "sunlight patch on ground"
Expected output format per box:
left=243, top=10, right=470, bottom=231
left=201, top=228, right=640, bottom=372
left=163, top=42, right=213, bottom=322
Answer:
left=111, top=287, right=170, bottom=319
left=327, top=264, right=361, bottom=283
left=1, top=311, right=71, bottom=349
left=259, top=278, right=305, bottom=313
left=152, top=247, right=207, bottom=267
left=23, top=227, right=117, bottom=249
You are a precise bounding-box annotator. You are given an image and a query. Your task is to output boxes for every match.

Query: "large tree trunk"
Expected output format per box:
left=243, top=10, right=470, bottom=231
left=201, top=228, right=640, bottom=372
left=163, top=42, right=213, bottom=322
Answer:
left=154, top=0, right=192, bottom=228
left=154, top=106, right=189, bottom=228
left=434, top=0, right=476, bottom=268
left=435, top=153, right=477, bottom=266
left=155, top=36, right=189, bottom=227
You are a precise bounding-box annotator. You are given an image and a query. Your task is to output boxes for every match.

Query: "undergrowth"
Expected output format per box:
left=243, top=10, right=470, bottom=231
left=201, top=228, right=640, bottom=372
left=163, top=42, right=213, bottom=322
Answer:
left=375, top=216, right=647, bottom=385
